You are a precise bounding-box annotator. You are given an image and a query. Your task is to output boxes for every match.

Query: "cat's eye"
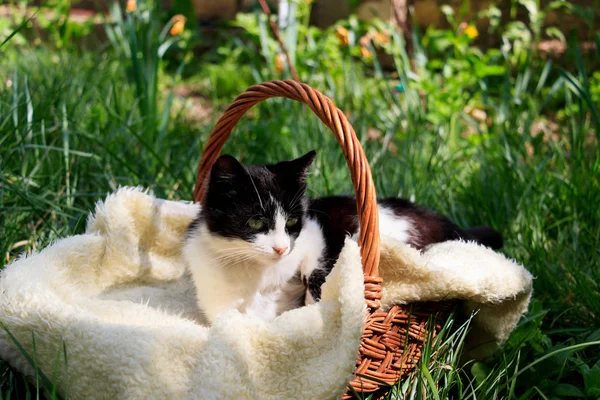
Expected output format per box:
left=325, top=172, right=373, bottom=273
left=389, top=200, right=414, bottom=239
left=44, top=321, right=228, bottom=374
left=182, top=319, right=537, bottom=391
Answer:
left=248, top=218, right=265, bottom=230
left=286, top=218, right=299, bottom=227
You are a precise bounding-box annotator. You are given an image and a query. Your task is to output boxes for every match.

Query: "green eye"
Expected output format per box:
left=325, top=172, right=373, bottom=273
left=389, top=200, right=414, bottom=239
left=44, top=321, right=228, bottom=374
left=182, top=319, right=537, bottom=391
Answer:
left=286, top=218, right=299, bottom=227
left=248, top=218, right=265, bottom=230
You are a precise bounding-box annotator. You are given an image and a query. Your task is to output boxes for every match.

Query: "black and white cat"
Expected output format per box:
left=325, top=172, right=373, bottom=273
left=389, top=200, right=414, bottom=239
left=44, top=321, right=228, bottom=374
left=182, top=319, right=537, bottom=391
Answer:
left=183, top=151, right=502, bottom=324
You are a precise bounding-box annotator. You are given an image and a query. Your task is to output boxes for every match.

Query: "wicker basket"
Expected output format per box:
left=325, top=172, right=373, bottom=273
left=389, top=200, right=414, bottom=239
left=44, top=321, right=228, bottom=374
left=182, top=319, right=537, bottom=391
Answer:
left=193, top=80, right=452, bottom=398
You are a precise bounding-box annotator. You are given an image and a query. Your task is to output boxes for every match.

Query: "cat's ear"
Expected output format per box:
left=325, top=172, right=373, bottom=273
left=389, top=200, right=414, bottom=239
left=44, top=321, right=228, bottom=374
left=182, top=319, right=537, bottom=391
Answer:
left=292, top=150, right=317, bottom=173
left=210, top=155, right=247, bottom=183
left=269, top=150, right=316, bottom=181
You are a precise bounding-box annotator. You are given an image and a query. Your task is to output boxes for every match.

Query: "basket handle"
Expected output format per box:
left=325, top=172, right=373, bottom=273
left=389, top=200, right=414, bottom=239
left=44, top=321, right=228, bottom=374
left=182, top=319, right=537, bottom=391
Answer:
left=193, top=80, right=382, bottom=309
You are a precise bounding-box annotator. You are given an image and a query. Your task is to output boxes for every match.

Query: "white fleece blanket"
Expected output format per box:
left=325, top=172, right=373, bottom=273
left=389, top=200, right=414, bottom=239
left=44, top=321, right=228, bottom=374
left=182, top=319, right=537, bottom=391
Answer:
left=0, top=188, right=532, bottom=399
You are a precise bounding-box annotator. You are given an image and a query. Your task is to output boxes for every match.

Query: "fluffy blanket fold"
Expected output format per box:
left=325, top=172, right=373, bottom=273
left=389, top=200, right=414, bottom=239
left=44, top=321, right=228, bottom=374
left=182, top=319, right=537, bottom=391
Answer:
left=0, top=188, right=532, bottom=399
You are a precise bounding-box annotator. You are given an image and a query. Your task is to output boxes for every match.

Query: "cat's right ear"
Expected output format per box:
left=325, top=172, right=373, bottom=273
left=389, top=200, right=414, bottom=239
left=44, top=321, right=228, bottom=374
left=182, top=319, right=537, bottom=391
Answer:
left=210, top=155, right=246, bottom=183
left=290, top=150, right=316, bottom=183
left=293, top=150, right=317, bottom=173
left=268, top=150, right=317, bottom=182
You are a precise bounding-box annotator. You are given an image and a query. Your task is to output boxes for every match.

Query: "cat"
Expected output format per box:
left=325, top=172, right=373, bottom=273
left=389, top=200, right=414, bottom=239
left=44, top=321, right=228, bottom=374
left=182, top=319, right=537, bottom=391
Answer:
left=182, top=152, right=318, bottom=324
left=183, top=150, right=502, bottom=324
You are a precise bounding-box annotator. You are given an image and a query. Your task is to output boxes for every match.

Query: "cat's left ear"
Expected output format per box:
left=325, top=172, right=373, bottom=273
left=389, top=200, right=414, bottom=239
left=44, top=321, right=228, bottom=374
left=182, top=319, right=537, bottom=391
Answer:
left=269, top=150, right=316, bottom=181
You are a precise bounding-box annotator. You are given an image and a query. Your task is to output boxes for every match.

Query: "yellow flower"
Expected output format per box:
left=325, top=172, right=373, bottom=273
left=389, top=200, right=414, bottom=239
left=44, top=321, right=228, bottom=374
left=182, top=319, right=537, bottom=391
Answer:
left=373, top=31, right=390, bottom=45
left=275, top=53, right=285, bottom=74
left=464, top=25, right=479, bottom=39
left=126, top=0, right=136, bottom=12
left=169, top=15, right=186, bottom=36
left=359, top=33, right=373, bottom=59
left=359, top=32, right=371, bottom=47
left=360, top=46, right=372, bottom=59
left=336, top=26, right=349, bottom=46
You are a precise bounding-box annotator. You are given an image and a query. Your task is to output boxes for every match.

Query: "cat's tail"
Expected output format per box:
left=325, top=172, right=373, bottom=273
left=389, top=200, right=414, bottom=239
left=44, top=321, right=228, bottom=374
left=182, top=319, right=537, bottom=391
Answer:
left=463, top=226, right=504, bottom=250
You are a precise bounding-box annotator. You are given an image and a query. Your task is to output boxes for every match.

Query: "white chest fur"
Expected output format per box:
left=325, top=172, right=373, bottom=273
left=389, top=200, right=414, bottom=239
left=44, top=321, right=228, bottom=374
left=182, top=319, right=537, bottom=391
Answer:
left=183, top=223, right=318, bottom=323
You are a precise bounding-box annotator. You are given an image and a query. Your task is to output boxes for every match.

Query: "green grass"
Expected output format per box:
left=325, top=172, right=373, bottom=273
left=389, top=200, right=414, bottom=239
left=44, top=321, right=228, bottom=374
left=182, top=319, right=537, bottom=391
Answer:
left=1, top=8, right=600, bottom=399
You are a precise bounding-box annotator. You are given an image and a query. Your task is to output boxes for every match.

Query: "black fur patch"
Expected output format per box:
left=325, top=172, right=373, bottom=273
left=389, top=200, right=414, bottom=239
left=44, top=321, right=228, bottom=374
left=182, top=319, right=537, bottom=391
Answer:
left=464, top=226, right=504, bottom=249
left=379, top=197, right=468, bottom=249
left=190, top=151, right=316, bottom=243
left=305, top=196, right=504, bottom=301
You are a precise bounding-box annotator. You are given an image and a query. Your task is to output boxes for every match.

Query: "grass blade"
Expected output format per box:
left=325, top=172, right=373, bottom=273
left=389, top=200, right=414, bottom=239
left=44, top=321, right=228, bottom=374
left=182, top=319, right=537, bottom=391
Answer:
left=0, top=9, right=40, bottom=49
left=0, top=323, right=63, bottom=400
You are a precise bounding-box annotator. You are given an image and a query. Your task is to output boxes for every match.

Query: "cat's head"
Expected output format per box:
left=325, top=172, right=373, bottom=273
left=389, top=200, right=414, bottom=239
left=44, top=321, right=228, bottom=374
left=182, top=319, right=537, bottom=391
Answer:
left=200, top=150, right=316, bottom=264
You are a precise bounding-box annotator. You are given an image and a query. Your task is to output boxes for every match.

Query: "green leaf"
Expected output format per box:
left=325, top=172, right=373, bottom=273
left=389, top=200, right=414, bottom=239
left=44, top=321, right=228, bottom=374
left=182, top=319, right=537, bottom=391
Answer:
left=545, top=27, right=565, bottom=42
left=471, top=362, right=491, bottom=385
left=420, top=364, right=441, bottom=400
left=554, top=383, right=585, bottom=397
left=516, top=341, right=600, bottom=379
left=561, top=70, right=600, bottom=135
left=476, top=64, right=507, bottom=77
left=548, top=0, right=572, bottom=11
left=587, top=329, right=600, bottom=342
left=584, top=362, right=600, bottom=396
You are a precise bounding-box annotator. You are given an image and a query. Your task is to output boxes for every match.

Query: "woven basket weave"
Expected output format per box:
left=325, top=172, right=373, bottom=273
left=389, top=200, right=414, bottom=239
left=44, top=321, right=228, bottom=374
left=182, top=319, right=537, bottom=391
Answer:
left=193, top=80, right=452, bottom=398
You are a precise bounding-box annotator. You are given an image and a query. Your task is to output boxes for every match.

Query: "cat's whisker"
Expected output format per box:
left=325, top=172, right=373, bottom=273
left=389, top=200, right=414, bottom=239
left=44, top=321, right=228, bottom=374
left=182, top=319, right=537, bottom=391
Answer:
left=209, top=248, right=273, bottom=262
left=224, top=258, right=256, bottom=270
left=219, top=254, right=261, bottom=270
left=305, top=208, right=329, bottom=217
left=202, top=254, right=246, bottom=263
left=206, top=252, right=249, bottom=261
left=288, top=187, right=306, bottom=210
left=247, top=173, right=265, bottom=211
left=206, top=250, right=259, bottom=260
left=206, top=251, right=258, bottom=264
left=210, top=247, right=255, bottom=254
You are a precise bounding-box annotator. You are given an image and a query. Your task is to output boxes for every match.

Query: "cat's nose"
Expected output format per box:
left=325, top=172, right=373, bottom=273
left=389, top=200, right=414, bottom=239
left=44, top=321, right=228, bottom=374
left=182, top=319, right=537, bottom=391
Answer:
left=273, top=246, right=288, bottom=256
